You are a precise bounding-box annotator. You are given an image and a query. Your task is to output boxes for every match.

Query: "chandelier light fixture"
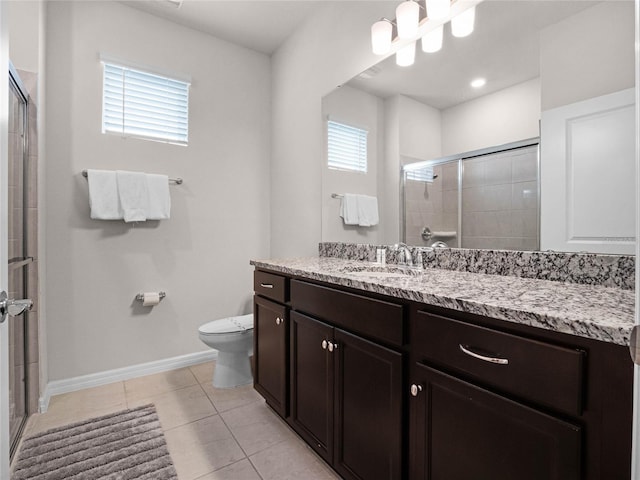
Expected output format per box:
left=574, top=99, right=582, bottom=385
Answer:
left=371, top=0, right=478, bottom=67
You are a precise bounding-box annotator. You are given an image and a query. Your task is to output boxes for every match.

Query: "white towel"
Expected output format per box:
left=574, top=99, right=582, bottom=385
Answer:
left=87, top=169, right=122, bottom=220
left=146, top=174, right=171, bottom=220
left=116, top=170, right=149, bottom=223
left=356, top=194, right=379, bottom=227
left=340, top=194, right=360, bottom=225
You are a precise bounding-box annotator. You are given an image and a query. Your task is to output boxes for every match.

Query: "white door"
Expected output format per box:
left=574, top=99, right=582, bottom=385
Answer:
left=0, top=2, right=10, bottom=478
left=540, top=88, right=636, bottom=254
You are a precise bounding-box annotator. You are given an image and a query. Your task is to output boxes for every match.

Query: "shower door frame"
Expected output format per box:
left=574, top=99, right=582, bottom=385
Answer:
left=7, top=63, right=31, bottom=460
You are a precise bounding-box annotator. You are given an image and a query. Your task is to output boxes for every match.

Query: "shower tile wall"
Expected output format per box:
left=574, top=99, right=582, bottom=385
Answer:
left=461, top=146, right=538, bottom=250
left=404, top=163, right=459, bottom=246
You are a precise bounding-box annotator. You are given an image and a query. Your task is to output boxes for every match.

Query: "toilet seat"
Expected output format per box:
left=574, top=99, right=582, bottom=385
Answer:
left=199, top=314, right=254, bottom=336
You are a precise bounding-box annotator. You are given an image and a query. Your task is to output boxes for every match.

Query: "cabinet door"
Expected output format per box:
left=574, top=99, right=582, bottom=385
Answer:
left=334, top=328, right=403, bottom=480
left=410, top=363, right=581, bottom=480
left=253, top=296, right=288, bottom=417
left=290, top=311, right=334, bottom=463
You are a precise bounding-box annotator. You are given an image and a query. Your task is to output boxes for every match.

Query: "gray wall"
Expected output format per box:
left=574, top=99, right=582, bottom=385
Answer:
left=44, top=1, right=271, bottom=380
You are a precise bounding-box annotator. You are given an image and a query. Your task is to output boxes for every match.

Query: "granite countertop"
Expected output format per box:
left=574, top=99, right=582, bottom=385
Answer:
left=251, top=256, right=635, bottom=346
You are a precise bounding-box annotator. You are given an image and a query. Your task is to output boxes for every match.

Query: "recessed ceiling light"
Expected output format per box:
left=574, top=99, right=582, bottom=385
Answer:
left=471, top=78, right=486, bottom=88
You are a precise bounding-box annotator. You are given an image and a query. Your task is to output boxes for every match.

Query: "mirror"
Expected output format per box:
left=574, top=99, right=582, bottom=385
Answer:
left=321, top=0, right=635, bottom=253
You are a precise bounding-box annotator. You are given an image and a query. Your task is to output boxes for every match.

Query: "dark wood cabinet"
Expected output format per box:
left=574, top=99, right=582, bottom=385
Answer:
left=253, top=295, right=288, bottom=417
left=253, top=268, right=633, bottom=480
left=409, top=363, right=581, bottom=480
left=290, top=310, right=403, bottom=480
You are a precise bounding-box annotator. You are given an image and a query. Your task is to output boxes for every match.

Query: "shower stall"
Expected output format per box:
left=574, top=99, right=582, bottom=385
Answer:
left=402, top=139, right=540, bottom=251
left=8, top=64, right=39, bottom=459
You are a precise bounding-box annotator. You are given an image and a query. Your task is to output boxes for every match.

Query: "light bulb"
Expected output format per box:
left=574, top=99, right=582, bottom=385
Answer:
left=470, top=78, right=486, bottom=88
left=451, top=5, right=475, bottom=37
left=421, top=25, right=443, bottom=53
left=371, top=20, right=393, bottom=55
left=396, top=42, right=416, bottom=67
left=425, top=0, right=450, bottom=20
left=396, top=1, right=420, bottom=39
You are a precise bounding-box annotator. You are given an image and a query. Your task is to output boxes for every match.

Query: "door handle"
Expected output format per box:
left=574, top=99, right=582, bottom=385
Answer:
left=0, top=291, right=33, bottom=323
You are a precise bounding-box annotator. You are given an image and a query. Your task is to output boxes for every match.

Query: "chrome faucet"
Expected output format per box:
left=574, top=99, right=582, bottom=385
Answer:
left=393, top=242, right=414, bottom=267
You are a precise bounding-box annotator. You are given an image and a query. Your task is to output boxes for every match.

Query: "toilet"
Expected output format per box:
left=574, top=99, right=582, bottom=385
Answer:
left=198, top=314, right=254, bottom=388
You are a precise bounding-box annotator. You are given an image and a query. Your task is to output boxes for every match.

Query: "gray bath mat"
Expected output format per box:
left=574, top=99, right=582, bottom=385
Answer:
left=12, top=404, right=178, bottom=480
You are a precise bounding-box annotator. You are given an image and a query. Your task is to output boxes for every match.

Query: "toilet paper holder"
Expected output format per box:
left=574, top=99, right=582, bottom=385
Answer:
left=135, top=291, right=166, bottom=302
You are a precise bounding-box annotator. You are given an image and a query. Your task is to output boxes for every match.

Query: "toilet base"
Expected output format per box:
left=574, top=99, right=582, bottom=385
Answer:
left=213, top=351, right=253, bottom=388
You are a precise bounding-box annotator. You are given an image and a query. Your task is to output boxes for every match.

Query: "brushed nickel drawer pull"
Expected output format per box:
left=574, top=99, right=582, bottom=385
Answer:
left=260, top=283, right=274, bottom=289
left=459, top=344, right=509, bottom=365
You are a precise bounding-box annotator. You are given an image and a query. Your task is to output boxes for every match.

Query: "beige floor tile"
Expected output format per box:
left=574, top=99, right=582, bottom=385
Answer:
left=194, top=458, right=261, bottom=480
left=219, top=400, right=294, bottom=456
left=190, top=361, right=215, bottom=385
left=201, top=382, right=261, bottom=413
left=26, top=382, right=127, bottom=436
left=250, top=437, right=340, bottom=480
left=124, top=367, right=198, bottom=402
left=127, top=384, right=217, bottom=431
left=165, top=414, right=246, bottom=480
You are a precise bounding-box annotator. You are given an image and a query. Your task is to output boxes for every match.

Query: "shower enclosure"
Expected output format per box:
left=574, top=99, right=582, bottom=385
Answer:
left=8, top=65, right=35, bottom=458
left=403, top=139, right=540, bottom=250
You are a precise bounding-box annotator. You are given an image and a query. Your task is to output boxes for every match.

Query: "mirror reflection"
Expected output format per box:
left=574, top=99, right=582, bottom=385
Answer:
left=321, top=0, right=635, bottom=253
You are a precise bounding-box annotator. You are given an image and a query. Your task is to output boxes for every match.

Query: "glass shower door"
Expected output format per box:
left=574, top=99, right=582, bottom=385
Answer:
left=8, top=71, right=29, bottom=456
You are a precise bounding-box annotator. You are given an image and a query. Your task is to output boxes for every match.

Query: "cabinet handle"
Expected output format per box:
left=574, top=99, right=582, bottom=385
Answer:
left=459, top=344, right=509, bottom=365
left=322, top=339, right=328, bottom=350
left=410, top=384, right=423, bottom=397
left=328, top=342, right=338, bottom=352
left=275, top=317, right=282, bottom=325
left=260, top=283, right=274, bottom=289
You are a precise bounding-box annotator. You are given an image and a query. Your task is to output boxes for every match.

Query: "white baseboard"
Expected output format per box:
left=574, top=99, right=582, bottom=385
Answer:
left=39, top=350, right=218, bottom=413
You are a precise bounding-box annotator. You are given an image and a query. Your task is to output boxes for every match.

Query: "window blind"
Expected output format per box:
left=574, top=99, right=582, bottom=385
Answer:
left=327, top=120, right=368, bottom=173
left=102, top=63, right=189, bottom=145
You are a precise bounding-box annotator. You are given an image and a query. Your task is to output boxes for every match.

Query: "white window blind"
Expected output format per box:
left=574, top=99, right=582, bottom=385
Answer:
left=102, top=62, right=190, bottom=145
left=406, top=165, right=435, bottom=183
left=327, top=120, right=368, bottom=173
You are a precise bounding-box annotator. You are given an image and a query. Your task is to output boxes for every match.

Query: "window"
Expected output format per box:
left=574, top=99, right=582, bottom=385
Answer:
left=102, top=62, right=190, bottom=145
left=327, top=120, right=368, bottom=173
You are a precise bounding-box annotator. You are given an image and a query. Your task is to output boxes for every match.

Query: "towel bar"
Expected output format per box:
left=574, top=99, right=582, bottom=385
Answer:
left=82, top=170, right=183, bottom=185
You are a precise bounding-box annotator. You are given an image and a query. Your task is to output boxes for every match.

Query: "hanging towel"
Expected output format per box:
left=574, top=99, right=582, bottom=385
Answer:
left=340, top=194, right=360, bottom=225
left=87, top=169, right=122, bottom=220
left=146, top=173, right=171, bottom=220
left=116, top=170, right=149, bottom=222
left=356, top=194, right=379, bottom=227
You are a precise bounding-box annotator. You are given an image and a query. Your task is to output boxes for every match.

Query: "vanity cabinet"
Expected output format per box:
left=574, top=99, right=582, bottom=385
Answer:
left=252, top=267, right=633, bottom=480
left=290, top=281, right=403, bottom=480
left=253, top=271, right=289, bottom=417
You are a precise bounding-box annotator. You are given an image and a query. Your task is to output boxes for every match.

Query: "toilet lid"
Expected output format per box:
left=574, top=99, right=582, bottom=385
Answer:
left=199, top=314, right=254, bottom=335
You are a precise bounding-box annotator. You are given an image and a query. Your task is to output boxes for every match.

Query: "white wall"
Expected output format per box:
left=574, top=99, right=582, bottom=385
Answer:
left=441, top=78, right=540, bottom=156
left=7, top=0, right=41, bottom=74
left=44, top=1, right=271, bottom=381
left=322, top=85, right=382, bottom=244
left=271, top=1, right=394, bottom=257
left=398, top=95, right=441, bottom=161
left=540, top=1, right=635, bottom=111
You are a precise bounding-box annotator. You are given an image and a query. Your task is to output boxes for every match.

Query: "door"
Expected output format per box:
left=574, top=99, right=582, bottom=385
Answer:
left=289, top=311, right=334, bottom=463
left=333, top=328, right=402, bottom=480
left=0, top=5, right=10, bottom=476
left=253, top=295, right=288, bottom=416
left=409, top=364, right=581, bottom=480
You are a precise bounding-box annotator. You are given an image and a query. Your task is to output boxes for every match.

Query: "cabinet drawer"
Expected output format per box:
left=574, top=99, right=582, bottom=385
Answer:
left=412, top=311, right=585, bottom=416
left=254, top=270, right=288, bottom=303
left=291, top=280, right=404, bottom=347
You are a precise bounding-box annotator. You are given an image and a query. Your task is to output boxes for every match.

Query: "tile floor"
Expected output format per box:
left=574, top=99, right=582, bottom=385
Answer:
left=19, top=361, right=341, bottom=480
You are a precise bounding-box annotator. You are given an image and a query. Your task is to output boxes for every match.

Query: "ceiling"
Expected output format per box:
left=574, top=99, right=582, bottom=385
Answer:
left=122, top=0, right=323, bottom=55
left=348, top=1, right=598, bottom=110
